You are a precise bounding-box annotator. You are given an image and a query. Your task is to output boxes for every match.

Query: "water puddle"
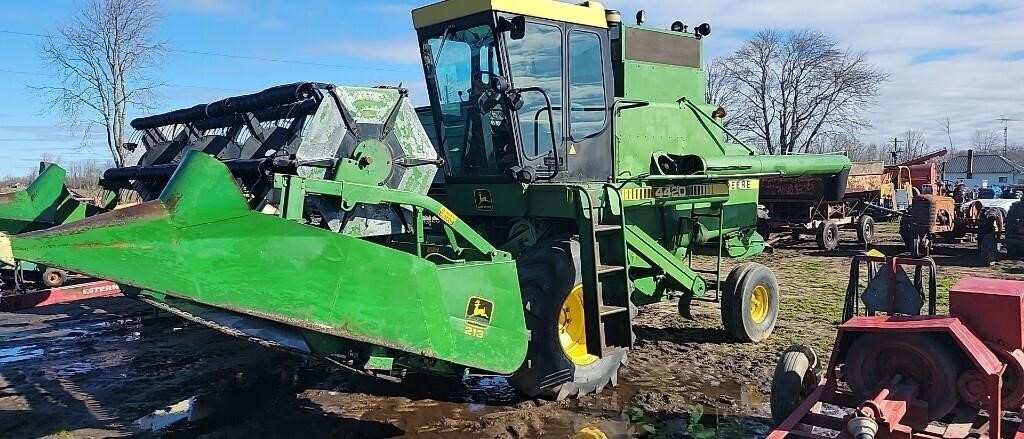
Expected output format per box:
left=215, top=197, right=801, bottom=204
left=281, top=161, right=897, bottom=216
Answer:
left=0, top=344, right=44, bottom=364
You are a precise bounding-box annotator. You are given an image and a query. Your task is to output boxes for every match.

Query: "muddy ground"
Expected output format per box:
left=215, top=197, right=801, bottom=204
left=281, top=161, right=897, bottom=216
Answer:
left=2, top=222, right=1022, bottom=438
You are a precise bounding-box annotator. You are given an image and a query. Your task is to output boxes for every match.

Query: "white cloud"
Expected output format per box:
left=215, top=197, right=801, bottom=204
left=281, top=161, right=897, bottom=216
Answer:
left=607, top=0, right=1024, bottom=150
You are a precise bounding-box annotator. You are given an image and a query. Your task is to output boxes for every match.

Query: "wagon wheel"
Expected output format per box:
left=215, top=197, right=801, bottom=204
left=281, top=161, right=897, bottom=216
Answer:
left=815, top=221, right=839, bottom=251
left=41, top=267, right=68, bottom=288
left=856, top=215, right=876, bottom=244
left=845, top=333, right=961, bottom=420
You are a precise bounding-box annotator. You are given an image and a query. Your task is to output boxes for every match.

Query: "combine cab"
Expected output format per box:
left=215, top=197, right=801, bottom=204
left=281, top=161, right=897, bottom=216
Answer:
left=0, top=0, right=851, bottom=398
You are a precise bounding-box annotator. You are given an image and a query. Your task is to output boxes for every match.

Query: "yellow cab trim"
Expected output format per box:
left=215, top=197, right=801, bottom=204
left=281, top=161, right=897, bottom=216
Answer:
left=413, top=0, right=608, bottom=29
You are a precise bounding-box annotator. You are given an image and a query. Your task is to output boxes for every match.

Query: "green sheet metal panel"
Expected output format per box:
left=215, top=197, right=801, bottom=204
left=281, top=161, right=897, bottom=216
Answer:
left=3, top=152, right=527, bottom=374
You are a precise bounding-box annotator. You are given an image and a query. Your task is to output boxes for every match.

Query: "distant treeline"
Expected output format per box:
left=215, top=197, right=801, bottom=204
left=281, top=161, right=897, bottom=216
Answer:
left=0, top=155, right=113, bottom=192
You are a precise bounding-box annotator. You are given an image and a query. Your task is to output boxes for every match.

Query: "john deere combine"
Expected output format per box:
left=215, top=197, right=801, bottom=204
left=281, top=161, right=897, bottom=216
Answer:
left=0, top=0, right=850, bottom=398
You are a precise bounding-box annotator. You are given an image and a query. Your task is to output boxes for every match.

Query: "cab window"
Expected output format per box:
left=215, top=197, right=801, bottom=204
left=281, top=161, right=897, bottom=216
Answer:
left=568, top=30, right=606, bottom=140
left=505, top=22, right=563, bottom=159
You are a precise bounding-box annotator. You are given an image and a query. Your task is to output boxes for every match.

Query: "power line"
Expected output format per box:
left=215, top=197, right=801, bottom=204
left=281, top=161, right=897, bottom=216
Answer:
left=0, top=28, right=419, bottom=73
left=174, top=49, right=418, bottom=73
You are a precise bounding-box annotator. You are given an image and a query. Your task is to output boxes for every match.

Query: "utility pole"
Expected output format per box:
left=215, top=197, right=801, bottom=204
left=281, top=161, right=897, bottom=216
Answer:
left=996, top=117, right=1018, bottom=156
left=890, top=137, right=905, bottom=165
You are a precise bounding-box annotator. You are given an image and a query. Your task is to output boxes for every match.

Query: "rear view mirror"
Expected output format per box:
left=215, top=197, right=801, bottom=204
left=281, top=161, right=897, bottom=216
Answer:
left=497, top=15, right=526, bottom=40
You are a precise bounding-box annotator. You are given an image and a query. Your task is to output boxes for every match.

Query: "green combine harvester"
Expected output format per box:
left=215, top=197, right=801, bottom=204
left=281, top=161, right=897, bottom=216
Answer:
left=0, top=0, right=850, bottom=398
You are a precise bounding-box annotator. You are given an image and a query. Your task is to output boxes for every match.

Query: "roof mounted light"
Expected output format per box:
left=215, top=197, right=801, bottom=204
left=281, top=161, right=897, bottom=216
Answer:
left=695, top=23, right=712, bottom=38
left=635, top=10, right=645, bottom=26
left=671, top=21, right=687, bottom=32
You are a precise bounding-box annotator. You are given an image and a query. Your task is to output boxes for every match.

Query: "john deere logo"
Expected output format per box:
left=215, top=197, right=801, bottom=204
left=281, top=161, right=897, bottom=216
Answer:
left=464, top=296, right=493, bottom=339
left=474, top=189, right=493, bottom=211
left=465, top=297, right=493, bottom=327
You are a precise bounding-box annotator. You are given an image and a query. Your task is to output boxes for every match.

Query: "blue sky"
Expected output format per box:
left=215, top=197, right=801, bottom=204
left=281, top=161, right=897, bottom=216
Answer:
left=1, top=0, right=1023, bottom=176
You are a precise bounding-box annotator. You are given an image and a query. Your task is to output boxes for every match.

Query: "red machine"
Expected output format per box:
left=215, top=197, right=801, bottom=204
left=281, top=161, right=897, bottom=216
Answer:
left=770, top=253, right=1024, bottom=438
left=0, top=280, right=121, bottom=311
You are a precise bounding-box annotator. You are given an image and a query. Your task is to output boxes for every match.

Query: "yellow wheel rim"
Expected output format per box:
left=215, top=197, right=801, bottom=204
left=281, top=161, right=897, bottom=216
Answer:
left=750, top=284, right=770, bottom=324
left=559, top=285, right=598, bottom=366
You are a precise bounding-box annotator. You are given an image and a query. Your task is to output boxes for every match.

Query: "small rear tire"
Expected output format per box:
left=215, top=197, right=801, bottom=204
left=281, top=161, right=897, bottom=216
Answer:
left=42, top=268, right=68, bottom=288
left=721, top=263, right=779, bottom=342
left=815, top=221, right=839, bottom=251
left=856, top=215, right=876, bottom=244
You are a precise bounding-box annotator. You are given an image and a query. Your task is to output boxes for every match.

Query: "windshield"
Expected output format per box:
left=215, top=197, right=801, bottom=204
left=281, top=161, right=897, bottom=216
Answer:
left=423, top=24, right=514, bottom=177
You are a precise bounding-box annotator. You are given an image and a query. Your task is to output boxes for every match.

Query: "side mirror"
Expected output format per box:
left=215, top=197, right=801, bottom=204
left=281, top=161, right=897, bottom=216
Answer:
left=497, top=15, right=526, bottom=40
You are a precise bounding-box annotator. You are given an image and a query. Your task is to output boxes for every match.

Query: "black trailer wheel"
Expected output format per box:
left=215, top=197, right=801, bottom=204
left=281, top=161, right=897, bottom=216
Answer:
left=771, top=348, right=817, bottom=426
left=856, top=215, right=876, bottom=244
left=845, top=333, right=961, bottom=420
left=814, top=221, right=839, bottom=251
left=721, top=263, right=779, bottom=342
left=41, top=267, right=68, bottom=288
left=510, top=239, right=626, bottom=400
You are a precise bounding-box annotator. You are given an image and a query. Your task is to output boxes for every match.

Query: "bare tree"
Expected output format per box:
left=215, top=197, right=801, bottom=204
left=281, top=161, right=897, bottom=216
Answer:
left=705, top=58, right=737, bottom=107
left=899, top=130, right=929, bottom=164
left=804, top=132, right=882, bottom=162
left=710, top=30, right=888, bottom=154
left=972, top=129, right=1002, bottom=152
left=937, top=117, right=954, bottom=151
left=35, top=0, right=165, bottom=166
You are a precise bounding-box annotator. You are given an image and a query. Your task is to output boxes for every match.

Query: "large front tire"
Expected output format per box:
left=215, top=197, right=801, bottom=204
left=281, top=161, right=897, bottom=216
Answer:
left=721, top=263, right=780, bottom=342
left=510, top=239, right=626, bottom=400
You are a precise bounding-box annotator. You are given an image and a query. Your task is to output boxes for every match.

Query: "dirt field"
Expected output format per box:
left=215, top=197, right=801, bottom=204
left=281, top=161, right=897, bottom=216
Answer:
left=2, top=221, right=1022, bottom=438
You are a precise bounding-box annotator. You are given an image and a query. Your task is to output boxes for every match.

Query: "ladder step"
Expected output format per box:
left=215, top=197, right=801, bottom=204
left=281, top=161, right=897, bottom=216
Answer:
left=594, top=224, right=622, bottom=233
left=596, top=264, right=624, bottom=275
left=599, top=305, right=628, bottom=317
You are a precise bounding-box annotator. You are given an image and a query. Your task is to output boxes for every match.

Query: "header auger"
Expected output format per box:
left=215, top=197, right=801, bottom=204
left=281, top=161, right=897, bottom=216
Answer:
left=0, top=0, right=851, bottom=399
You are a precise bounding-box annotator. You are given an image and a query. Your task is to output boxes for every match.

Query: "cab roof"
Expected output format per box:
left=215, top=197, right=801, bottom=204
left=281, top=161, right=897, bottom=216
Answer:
left=412, top=0, right=607, bottom=30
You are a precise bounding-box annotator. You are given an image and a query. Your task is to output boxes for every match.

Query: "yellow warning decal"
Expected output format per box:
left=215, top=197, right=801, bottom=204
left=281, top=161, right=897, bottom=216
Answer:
left=729, top=179, right=759, bottom=190
left=438, top=207, right=459, bottom=225
left=621, top=187, right=653, bottom=200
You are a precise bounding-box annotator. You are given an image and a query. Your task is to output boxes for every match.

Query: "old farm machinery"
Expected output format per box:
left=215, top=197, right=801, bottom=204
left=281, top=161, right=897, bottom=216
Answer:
left=0, top=0, right=850, bottom=399
left=899, top=150, right=1020, bottom=262
left=760, top=161, right=894, bottom=250
left=770, top=253, right=1024, bottom=438
left=0, top=164, right=122, bottom=308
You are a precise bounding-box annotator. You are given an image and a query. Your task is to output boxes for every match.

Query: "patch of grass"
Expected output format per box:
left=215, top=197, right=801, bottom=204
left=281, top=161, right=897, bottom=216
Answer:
left=46, top=431, right=75, bottom=439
